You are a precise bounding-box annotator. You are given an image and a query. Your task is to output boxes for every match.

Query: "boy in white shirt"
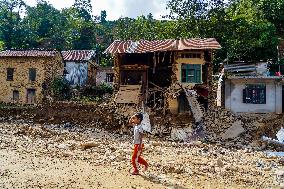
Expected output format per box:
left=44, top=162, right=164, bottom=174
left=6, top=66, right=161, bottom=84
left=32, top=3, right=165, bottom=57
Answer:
left=129, top=113, right=148, bottom=175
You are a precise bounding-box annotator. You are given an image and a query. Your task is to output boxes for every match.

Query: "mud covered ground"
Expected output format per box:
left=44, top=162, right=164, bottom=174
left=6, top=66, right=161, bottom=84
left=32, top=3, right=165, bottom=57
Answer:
left=0, top=120, right=283, bottom=189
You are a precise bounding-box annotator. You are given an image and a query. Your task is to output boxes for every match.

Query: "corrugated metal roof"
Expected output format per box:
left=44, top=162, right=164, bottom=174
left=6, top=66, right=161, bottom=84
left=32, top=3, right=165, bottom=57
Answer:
left=104, top=38, right=221, bottom=54
left=0, top=50, right=58, bottom=57
left=178, top=38, right=221, bottom=50
left=104, top=40, right=132, bottom=54
left=62, top=50, right=96, bottom=61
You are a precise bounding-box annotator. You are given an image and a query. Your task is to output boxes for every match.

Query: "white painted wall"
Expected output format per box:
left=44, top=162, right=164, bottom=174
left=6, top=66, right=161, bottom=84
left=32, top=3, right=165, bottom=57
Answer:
left=65, top=61, right=88, bottom=87
left=225, top=78, right=282, bottom=113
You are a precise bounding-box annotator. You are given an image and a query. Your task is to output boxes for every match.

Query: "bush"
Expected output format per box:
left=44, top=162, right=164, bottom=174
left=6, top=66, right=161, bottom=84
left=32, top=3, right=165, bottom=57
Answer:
left=81, top=83, right=114, bottom=98
left=51, top=76, right=71, bottom=100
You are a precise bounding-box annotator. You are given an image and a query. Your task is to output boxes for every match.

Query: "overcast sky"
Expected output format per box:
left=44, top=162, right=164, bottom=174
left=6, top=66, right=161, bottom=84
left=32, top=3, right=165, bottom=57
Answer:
left=25, top=0, right=169, bottom=20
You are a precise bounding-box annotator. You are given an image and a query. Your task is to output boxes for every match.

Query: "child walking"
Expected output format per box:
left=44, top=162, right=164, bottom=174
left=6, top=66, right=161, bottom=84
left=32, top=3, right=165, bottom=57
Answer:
left=129, top=113, right=148, bottom=175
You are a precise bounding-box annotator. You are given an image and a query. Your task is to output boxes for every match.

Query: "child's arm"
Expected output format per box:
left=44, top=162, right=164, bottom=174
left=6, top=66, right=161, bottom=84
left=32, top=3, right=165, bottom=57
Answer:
left=139, top=132, right=143, bottom=150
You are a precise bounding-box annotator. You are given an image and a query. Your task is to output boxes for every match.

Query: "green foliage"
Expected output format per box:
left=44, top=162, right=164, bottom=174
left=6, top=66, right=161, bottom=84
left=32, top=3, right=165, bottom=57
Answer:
left=0, top=0, right=26, bottom=49
left=100, top=10, right=107, bottom=23
left=0, top=0, right=282, bottom=67
left=76, top=83, right=113, bottom=102
left=257, top=0, right=284, bottom=37
left=51, top=76, right=71, bottom=100
left=165, top=0, right=280, bottom=62
left=81, top=83, right=113, bottom=97
left=22, top=1, right=68, bottom=49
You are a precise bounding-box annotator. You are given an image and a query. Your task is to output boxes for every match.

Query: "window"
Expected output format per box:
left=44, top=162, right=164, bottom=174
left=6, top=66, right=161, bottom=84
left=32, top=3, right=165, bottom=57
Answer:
left=243, top=84, right=266, bottom=104
left=29, top=68, right=36, bottom=81
left=13, top=90, right=19, bottom=102
left=181, top=64, right=202, bottom=83
left=106, top=73, right=114, bottom=82
left=7, top=68, right=14, bottom=81
left=27, top=89, right=36, bottom=104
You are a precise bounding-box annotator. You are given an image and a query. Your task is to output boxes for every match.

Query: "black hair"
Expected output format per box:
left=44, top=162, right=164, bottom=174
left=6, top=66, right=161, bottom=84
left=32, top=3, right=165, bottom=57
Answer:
left=134, top=112, right=143, bottom=122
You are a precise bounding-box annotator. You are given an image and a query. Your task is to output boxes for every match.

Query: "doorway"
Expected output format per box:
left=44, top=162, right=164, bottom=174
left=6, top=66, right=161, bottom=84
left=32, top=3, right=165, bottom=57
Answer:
left=178, top=92, right=190, bottom=113
left=27, top=89, right=36, bottom=104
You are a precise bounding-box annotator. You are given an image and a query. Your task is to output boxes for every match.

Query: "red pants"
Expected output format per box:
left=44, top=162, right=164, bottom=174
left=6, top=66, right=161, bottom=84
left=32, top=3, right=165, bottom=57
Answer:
left=131, top=144, right=148, bottom=172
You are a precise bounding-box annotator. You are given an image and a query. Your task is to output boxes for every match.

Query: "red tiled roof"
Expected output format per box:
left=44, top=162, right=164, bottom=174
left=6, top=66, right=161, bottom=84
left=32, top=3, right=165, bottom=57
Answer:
left=62, top=50, right=96, bottom=61
left=0, top=50, right=58, bottom=57
left=104, top=38, right=221, bottom=54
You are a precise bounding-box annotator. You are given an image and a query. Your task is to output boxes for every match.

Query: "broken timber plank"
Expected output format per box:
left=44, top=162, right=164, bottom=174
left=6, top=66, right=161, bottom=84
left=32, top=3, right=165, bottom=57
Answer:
left=183, top=89, right=204, bottom=123
left=114, top=85, right=141, bottom=104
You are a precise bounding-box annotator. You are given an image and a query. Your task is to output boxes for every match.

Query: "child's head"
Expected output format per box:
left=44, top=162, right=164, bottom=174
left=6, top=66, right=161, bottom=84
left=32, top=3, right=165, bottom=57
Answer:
left=131, top=113, right=143, bottom=125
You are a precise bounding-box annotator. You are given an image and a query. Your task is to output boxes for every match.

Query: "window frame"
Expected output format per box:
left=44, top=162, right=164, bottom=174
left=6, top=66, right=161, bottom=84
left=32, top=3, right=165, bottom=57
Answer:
left=243, top=84, right=266, bottom=104
left=106, top=73, right=114, bottom=83
left=7, top=68, right=14, bottom=81
left=29, top=68, right=37, bottom=82
left=181, top=64, right=202, bottom=84
left=12, top=90, right=19, bottom=102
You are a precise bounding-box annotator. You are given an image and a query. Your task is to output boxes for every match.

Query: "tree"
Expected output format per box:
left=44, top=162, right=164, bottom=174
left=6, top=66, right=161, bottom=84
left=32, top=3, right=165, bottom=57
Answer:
left=62, top=7, right=96, bottom=50
left=23, top=1, right=68, bottom=49
left=100, top=10, right=106, bottom=23
left=166, top=0, right=279, bottom=62
left=73, top=0, right=92, bottom=21
left=0, top=0, right=26, bottom=49
left=257, top=0, right=284, bottom=37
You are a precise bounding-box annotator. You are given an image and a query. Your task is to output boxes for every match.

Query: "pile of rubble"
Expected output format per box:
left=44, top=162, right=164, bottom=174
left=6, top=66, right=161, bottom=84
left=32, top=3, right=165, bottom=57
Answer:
left=204, top=106, right=284, bottom=148
left=0, top=120, right=283, bottom=188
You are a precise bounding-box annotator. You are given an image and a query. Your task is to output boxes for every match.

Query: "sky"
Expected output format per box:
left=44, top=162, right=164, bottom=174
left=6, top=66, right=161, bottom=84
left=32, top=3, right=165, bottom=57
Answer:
left=25, top=0, right=169, bottom=20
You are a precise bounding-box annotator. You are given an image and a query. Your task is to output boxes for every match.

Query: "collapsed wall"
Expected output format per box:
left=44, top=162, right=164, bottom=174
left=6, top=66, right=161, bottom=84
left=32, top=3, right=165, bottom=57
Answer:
left=204, top=106, right=284, bottom=146
left=0, top=99, right=283, bottom=145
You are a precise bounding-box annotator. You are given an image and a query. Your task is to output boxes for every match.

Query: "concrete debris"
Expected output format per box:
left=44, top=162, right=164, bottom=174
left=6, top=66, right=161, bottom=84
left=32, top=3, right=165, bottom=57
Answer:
left=265, top=151, right=284, bottom=158
left=276, top=127, right=284, bottom=143
left=221, top=120, right=245, bottom=140
left=170, top=128, right=190, bottom=141
left=262, top=136, right=284, bottom=150
left=204, top=107, right=284, bottom=149
left=0, top=120, right=283, bottom=188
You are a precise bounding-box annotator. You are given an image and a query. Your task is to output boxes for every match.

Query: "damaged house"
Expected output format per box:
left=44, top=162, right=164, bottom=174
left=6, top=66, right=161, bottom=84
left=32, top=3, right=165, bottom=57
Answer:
left=62, top=50, right=96, bottom=87
left=224, top=62, right=284, bottom=113
left=0, top=50, right=63, bottom=104
left=104, top=39, right=221, bottom=123
left=96, top=66, right=114, bottom=86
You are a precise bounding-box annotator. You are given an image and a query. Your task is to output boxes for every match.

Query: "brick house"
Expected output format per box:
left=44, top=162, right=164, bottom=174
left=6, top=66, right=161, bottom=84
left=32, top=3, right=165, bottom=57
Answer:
left=96, top=66, right=114, bottom=86
left=0, top=50, right=63, bottom=104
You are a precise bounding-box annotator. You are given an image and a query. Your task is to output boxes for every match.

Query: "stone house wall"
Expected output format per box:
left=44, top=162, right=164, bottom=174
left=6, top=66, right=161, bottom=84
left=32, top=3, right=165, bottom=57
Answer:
left=0, top=54, right=63, bottom=104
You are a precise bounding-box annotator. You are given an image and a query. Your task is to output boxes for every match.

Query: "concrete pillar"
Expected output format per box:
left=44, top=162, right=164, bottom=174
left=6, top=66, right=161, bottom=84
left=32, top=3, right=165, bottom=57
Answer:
left=275, top=82, right=282, bottom=114
left=224, top=79, right=231, bottom=110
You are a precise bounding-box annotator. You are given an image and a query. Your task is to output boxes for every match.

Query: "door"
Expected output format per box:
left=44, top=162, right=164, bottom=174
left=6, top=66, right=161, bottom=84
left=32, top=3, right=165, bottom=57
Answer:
left=27, top=89, right=36, bottom=104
